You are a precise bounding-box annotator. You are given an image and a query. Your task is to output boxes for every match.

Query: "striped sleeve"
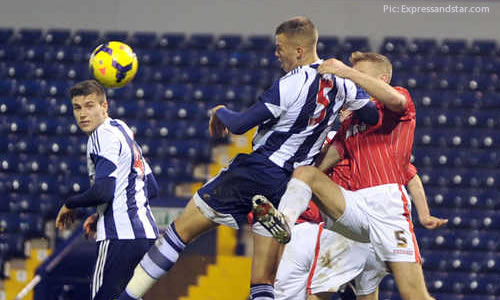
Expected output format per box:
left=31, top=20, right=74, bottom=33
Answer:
left=90, top=127, right=120, bottom=179
left=342, top=78, right=370, bottom=110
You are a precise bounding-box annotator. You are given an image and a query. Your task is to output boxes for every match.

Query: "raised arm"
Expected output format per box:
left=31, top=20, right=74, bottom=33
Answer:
left=318, top=58, right=407, bottom=113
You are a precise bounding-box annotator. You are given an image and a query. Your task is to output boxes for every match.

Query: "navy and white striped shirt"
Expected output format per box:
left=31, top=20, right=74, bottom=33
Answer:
left=87, top=118, right=159, bottom=241
left=253, top=60, right=370, bottom=171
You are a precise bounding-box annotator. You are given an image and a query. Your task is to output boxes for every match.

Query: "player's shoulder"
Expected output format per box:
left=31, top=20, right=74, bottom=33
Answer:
left=393, top=86, right=415, bottom=111
left=92, top=118, right=123, bottom=141
left=280, top=65, right=309, bottom=84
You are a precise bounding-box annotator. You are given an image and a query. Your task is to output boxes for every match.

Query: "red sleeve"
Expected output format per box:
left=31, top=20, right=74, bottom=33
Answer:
left=393, top=86, right=415, bottom=120
left=404, top=163, right=418, bottom=185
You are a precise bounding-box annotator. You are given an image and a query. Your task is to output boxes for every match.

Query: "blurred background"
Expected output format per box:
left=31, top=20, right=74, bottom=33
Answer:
left=0, top=0, right=498, bottom=299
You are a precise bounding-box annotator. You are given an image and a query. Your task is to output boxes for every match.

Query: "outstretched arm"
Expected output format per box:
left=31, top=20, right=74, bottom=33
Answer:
left=407, top=174, right=448, bottom=229
left=318, top=59, right=407, bottom=113
left=209, top=102, right=274, bottom=137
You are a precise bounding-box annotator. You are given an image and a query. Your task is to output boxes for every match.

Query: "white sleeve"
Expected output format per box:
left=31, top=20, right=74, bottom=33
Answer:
left=90, top=127, right=121, bottom=179
left=259, top=72, right=305, bottom=118
left=340, top=77, right=371, bottom=111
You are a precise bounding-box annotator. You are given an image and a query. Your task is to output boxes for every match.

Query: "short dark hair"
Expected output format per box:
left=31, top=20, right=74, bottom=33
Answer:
left=275, top=16, right=318, bottom=46
left=69, top=80, right=106, bottom=100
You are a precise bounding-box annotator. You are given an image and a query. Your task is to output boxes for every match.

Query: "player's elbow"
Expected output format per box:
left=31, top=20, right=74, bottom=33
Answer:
left=387, top=93, right=407, bottom=113
left=94, top=177, right=116, bottom=203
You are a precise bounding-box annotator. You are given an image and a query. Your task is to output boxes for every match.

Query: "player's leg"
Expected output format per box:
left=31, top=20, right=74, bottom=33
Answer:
left=274, top=223, right=320, bottom=300
left=281, top=166, right=346, bottom=225
left=92, top=239, right=154, bottom=300
left=254, top=166, right=347, bottom=243
left=250, top=231, right=283, bottom=299
left=118, top=198, right=218, bottom=300
left=389, top=262, right=434, bottom=300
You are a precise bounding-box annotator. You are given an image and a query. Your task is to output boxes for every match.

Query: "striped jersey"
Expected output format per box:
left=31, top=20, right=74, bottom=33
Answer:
left=87, top=118, right=159, bottom=241
left=331, top=87, right=416, bottom=190
left=253, top=60, right=370, bottom=171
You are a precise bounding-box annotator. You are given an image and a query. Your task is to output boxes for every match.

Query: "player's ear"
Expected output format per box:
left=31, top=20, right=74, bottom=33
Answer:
left=296, top=46, right=304, bottom=59
left=380, top=73, right=390, bottom=83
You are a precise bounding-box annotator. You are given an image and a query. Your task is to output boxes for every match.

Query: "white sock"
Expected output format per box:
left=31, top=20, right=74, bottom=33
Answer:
left=126, top=264, right=158, bottom=298
left=278, top=178, right=312, bottom=226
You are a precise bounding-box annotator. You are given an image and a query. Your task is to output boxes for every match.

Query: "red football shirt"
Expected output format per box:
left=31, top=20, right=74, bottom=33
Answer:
left=331, top=87, right=416, bottom=191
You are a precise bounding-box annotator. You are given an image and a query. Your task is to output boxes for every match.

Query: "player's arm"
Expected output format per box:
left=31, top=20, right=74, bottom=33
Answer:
left=318, top=59, right=407, bottom=113
left=144, top=161, right=159, bottom=200
left=57, top=129, right=120, bottom=230
left=210, top=101, right=274, bottom=137
left=405, top=164, right=448, bottom=229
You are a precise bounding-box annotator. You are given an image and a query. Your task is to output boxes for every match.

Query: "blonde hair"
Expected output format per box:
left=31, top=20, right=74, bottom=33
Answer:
left=350, top=51, right=393, bottom=82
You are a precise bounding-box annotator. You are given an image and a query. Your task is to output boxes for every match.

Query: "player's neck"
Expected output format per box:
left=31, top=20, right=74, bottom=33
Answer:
left=299, top=52, right=320, bottom=67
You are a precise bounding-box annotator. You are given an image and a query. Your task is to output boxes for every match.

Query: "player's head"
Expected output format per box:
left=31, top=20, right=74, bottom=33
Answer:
left=350, top=51, right=393, bottom=83
left=275, top=16, right=319, bottom=72
left=69, top=80, right=108, bottom=135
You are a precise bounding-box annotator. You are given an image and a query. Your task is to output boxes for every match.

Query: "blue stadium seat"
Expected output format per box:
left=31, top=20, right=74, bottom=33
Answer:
left=150, top=66, right=181, bottom=83
left=440, top=39, right=468, bottom=55
left=0, top=213, right=20, bottom=233
left=0, top=28, right=14, bottom=44
left=380, top=37, right=407, bottom=54
left=5, top=117, right=31, bottom=134
left=317, top=36, right=340, bottom=57
left=72, top=30, right=101, bottom=47
left=135, top=49, right=164, bottom=66
left=19, top=213, right=45, bottom=237
left=15, top=29, right=43, bottom=45
left=471, top=39, right=497, bottom=56
left=180, top=67, right=208, bottom=84
left=215, top=34, right=243, bottom=50
left=106, top=85, right=134, bottom=100
left=0, top=154, right=22, bottom=173
left=0, top=45, right=19, bottom=62
left=3, top=62, right=36, bottom=79
left=133, top=83, right=161, bottom=99
left=129, top=32, right=158, bottom=49
left=103, top=31, right=128, bottom=42
left=342, top=37, right=370, bottom=52
left=16, top=80, right=44, bottom=97
left=481, top=92, right=500, bottom=109
left=408, top=38, right=438, bottom=54
left=39, top=194, right=59, bottom=218
left=22, top=45, right=49, bottom=62
left=158, top=33, right=186, bottom=49
left=450, top=56, right=480, bottom=73
left=190, top=85, right=218, bottom=102
left=0, top=79, right=16, bottom=96
left=244, top=35, right=273, bottom=51
left=0, top=234, right=27, bottom=258
left=187, top=34, right=214, bottom=49
left=43, top=29, right=71, bottom=45
left=0, top=97, right=22, bottom=115
left=226, top=51, right=257, bottom=68
left=161, top=84, right=189, bottom=101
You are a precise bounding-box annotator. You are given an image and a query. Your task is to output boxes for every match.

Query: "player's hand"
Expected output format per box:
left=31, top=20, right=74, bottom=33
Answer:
left=209, top=105, right=229, bottom=138
left=419, top=215, right=448, bottom=230
left=83, top=213, right=98, bottom=240
left=317, top=58, right=353, bottom=78
left=56, top=205, right=77, bottom=230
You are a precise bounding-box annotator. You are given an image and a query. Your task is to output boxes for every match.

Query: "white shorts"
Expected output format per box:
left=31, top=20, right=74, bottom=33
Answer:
left=328, top=184, right=421, bottom=263
left=274, top=222, right=371, bottom=299
left=351, top=245, right=389, bottom=296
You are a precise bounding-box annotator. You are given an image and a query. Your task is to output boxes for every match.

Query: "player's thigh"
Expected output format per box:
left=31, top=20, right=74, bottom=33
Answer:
left=251, top=232, right=283, bottom=284
left=389, top=261, right=433, bottom=300
left=174, top=197, right=218, bottom=243
left=295, top=166, right=346, bottom=220
left=92, top=239, right=154, bottom=300
left=275, top=223, right=319, bottom=300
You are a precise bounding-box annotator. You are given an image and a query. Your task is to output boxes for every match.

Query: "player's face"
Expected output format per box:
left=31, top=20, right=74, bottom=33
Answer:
left=275, top=34, right=299, bottom=73
left=353, top=61, right=387, bottom=82
left=72, top=93, right=108, bottom=134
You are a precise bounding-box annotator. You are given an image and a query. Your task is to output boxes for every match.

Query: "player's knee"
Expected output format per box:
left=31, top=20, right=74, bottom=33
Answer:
left=293, top=166, right=318, bottom=184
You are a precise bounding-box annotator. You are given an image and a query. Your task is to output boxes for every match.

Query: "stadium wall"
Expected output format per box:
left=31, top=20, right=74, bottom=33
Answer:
left=0, top=0, right=498, bottom=45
